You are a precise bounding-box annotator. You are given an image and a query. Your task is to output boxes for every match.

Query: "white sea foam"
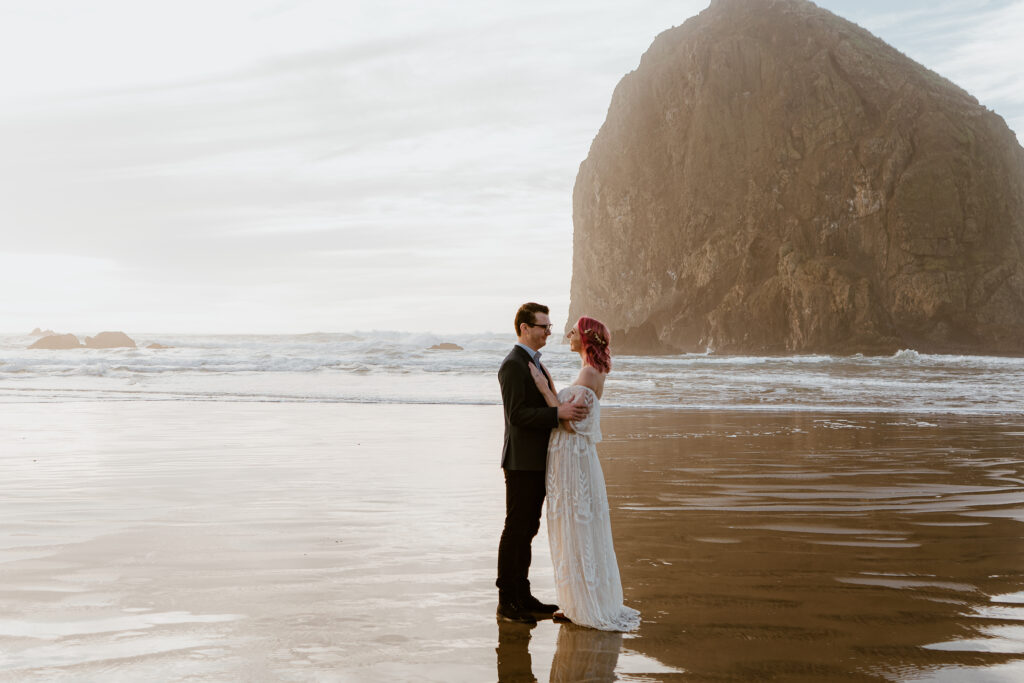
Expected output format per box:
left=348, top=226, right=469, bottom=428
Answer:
left=892, top=349, right=922, bottom=362
left=2, top=333, right=1023, bottom=414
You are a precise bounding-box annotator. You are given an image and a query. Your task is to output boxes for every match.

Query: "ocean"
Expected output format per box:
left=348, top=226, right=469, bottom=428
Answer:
left=2, top=332, right=1023, bottom=415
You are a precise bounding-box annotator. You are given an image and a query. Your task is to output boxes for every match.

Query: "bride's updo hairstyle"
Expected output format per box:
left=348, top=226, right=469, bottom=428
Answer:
left=577, top=316, right=611, bottom=373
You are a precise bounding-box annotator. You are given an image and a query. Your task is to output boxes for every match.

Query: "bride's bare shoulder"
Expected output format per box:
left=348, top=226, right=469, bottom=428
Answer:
left=574, top=365, right=607, bottom=398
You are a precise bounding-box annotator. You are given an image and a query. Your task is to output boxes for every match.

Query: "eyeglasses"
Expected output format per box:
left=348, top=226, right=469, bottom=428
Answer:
left=527, top=323, right=553, bottom=331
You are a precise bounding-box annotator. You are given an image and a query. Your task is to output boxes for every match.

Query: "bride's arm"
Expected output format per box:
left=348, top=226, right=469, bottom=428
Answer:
left=528, top=363, right=558, bottom=407
left=529, top=364, right=585, bottom=428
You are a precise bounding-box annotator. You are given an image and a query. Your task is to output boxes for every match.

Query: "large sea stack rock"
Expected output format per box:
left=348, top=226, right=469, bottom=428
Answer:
left=569, top=0, right=1024, bottom=355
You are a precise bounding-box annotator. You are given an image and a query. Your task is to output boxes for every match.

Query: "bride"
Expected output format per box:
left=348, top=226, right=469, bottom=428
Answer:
left=528, top=316, right=641, bottom=632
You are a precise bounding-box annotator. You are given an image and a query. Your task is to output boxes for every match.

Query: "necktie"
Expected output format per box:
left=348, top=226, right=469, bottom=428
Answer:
left=533, top=353, right=548, bottom=387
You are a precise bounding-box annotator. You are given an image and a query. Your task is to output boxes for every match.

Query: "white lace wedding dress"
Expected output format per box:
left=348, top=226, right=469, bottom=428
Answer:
left=546, top=384, right=640, bottom=632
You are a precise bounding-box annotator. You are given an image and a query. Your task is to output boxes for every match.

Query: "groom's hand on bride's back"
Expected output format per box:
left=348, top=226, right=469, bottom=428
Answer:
left=557, top=397, right=588, bottom=422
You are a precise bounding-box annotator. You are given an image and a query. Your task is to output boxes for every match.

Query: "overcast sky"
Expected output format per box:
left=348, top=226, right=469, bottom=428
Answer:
left=2, top=0, right=1021, bottom=334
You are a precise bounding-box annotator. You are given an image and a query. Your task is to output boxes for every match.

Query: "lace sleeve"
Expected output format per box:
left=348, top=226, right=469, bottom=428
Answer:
left=568, top=385, right=599, bottom=437
left=577, top=385, right=596, bottom=409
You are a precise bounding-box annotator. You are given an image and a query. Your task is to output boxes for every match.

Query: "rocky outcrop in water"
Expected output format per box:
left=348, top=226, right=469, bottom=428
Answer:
left=569, top=0, right=1024, bottom=355
left=28, top=333, right=82, bottom=350
left=28, top=331, right=138, bottom=349
left=84, top=331, right=137, bottom=349
left=428, top=342, right=463, bottom=351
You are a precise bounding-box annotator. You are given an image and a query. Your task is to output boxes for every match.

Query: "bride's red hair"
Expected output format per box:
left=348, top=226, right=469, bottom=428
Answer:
left=577, top=316, right=611, bottom=373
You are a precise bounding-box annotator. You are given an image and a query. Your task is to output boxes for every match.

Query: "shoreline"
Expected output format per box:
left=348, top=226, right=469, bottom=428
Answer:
left=3, top=395, right=1024, bottom=419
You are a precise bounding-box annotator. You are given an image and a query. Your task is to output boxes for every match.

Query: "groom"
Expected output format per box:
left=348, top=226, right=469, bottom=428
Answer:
left=496, top=302, right=588, bottom=624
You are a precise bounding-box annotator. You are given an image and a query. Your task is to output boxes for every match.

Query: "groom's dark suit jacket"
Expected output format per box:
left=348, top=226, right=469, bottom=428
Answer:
left=498, top=345, right=559, bottom=471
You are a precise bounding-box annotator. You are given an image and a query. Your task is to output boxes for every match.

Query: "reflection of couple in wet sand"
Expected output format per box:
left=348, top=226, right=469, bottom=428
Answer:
left=497, top=620, right=624, bottom=682
left=496, top=302, right=640, bottom=631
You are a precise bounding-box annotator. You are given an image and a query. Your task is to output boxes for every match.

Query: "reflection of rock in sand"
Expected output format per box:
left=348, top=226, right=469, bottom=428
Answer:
left=428, top=342, right=463, bottom=351
left=28, top=333, right=82, bottom=349
left=549, top=624, right=622, bottom=683
left=147, top=343, right=172, bottom=350
left=84, top=331, right=136, bottom=349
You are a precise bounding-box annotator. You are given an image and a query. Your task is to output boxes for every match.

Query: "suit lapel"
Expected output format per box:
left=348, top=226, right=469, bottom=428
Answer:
left=513, top=344, right=534, bottom=367
left=513, top=345, right=554, bottom=393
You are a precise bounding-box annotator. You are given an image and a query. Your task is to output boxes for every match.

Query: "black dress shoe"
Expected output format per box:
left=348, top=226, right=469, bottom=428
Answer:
left=521, top=594, right=558, bottom=615
left=497, top=602, right=538, bottom=625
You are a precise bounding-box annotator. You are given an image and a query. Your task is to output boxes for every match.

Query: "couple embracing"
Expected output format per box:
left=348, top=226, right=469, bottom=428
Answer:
left=496, top=302, right=640, bottom=632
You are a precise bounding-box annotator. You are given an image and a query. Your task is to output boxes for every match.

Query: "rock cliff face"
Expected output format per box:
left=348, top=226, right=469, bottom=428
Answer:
left=569, top=0, right=1024, bottom=355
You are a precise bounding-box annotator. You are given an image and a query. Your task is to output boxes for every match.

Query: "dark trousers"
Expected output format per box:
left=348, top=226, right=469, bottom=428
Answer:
left=496, top=469, right=546, bottom=603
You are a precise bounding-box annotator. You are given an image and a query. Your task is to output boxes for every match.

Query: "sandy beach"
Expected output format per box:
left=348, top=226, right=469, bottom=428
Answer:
left=1, top=402, right=1022, bottom=681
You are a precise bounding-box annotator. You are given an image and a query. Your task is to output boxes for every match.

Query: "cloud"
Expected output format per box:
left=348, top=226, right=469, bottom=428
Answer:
left=1, top=1, right=695, bottom=248
left=927, top=1, right=1024, bottom=135
left=6, top=0, right=1017, bottom=332
left=843, top=0, right=1024, bottom=136
left=0, top=0, right=705, bottom=331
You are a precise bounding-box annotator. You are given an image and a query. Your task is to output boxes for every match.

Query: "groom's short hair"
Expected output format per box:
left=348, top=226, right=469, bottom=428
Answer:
left=515, top=302, right=549, bottom=335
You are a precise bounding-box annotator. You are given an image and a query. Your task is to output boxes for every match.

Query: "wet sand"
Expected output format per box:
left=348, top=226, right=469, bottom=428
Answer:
left=0, top=403, right=1021, bottom=681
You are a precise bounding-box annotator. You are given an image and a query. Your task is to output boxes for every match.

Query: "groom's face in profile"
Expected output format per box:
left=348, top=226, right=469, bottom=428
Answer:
left=519, top=312, right=552, bottom=351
